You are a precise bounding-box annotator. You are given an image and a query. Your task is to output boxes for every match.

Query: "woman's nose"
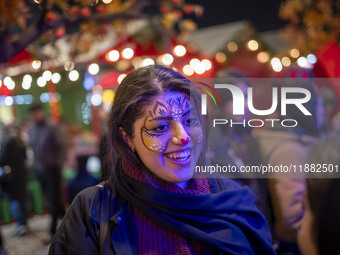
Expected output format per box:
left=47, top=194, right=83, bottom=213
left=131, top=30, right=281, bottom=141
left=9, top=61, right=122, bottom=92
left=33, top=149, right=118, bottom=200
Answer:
left=171, top=122, right=190, bottom=145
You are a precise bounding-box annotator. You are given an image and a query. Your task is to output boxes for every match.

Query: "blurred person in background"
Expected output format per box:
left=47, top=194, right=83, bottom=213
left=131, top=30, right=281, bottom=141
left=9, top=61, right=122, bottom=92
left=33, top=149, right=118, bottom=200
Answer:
left=67, top=155, right=99, bottom=203
left=0, top=123, right=28, bottom=237
left=299, top=133, right=340, bottom=255
left=253, top=66, right=324, bottom=254
left=0, top=232, right=6, bottom=255
left=28, top=104, right=66, bottom=243
left=209, top=69, right=270, bottom=219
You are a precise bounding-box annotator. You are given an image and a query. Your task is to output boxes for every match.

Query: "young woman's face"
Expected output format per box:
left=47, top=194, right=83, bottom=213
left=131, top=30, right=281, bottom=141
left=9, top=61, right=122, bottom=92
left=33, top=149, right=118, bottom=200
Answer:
left=128, top=91, right=203, bottom=186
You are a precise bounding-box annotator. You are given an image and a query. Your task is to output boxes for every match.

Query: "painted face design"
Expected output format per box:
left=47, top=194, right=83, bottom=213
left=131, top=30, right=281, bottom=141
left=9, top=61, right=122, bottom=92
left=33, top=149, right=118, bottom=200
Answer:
left=130, top=91, right=204, bottom=184
left=141, top=94, right=199, bottom=153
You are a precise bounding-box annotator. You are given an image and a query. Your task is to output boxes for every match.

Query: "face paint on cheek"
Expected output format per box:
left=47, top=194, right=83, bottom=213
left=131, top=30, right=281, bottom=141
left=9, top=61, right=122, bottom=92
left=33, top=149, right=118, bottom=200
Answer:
left=140, top=116, right=168, bottom=153
left=142, top=132, right=167, bottom=152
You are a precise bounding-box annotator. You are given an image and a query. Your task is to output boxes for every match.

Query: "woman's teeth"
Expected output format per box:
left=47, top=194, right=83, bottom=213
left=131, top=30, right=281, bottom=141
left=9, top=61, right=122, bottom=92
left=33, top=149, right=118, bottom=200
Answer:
left=165, top=150, right=190, bottom=160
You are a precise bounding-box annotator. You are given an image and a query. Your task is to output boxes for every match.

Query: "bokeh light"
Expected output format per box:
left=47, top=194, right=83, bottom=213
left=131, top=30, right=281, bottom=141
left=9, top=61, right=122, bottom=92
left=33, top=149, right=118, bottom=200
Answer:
left=297, top=57, right=308, bottom=68
left=227, top=42, right=238, bottom=52
left=247, top=40, right=259, bottom=51
left=32, top=60, right=41, bottom=70
left=281, top=57, right=291, bottom=67
left=43, top=70, right=52, bottom=81
left=183, top=65, right=194, bottom=76
left=161, top=54, right=174, bottom=66
left=142, top=58, right=155, bottom=67
left=257, top=52, right=269, bottom=63
left=215, top=52, right=227, bottom=63
left=290, top=49, right=300, bottom=58
left=69, top=70, right=79, bottom=81
left=271, top=57, right=282, bottom=72
left=173, top=45, right=186, bottom=57
left=122, top=48, right=134, bottom=59
left=52, top=73, right=61, bottom=84
left=102, top=90, right=115, bottom=104
left=201, top=59, right=212, bottom=70
left=37, top=77, right=47, bottom=87
left=107, top=50, right=119, bottom=62
left=88, top=63, right=100, bottom=75
left=118, top=74, right=127, bottom=84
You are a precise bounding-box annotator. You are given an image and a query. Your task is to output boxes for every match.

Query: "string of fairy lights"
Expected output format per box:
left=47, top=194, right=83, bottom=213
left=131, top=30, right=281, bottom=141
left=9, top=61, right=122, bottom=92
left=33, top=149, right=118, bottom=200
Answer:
left=0, top=39, right=318, bottom=110
left=0, top=44, right=214, bottom=110
left=214, top=38, right=317, bottom=72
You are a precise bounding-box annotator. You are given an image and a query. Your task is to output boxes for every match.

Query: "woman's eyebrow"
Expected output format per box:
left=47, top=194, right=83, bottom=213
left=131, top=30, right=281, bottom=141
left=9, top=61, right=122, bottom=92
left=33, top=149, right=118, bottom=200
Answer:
left=182, top=109, right=191, bottom=117
left=148, top=108, right=195, bottom=122
left=148, top=116, right=173, bottom=122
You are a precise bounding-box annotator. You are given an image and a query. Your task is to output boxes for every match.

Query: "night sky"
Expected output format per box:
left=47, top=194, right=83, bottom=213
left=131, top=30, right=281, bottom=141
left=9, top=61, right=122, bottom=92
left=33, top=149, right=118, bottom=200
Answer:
left=187, top=0, right=287, bottom=32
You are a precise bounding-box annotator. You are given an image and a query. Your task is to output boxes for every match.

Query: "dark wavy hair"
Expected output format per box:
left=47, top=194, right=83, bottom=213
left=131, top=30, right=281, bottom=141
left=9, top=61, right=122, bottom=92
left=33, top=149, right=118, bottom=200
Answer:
left=306, top=133, right=340, bottom=255
left=106, top=65, right=205, bottom=178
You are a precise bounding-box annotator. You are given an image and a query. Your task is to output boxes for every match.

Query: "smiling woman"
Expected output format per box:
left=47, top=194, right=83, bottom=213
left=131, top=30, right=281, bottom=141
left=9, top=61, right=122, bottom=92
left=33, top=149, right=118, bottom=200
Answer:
left=49, top=65, right=275, bottom=255
left=121, top=91, right=203, bottom=187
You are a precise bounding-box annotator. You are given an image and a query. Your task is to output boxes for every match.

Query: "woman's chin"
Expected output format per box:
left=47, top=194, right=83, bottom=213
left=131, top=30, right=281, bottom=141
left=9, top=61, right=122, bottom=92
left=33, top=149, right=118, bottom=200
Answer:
left=170, top=169, right=194, bottom=184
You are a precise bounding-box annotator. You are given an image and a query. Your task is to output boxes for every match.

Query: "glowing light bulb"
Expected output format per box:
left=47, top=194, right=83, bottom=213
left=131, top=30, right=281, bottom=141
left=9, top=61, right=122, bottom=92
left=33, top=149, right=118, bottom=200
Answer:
left=281, top=57, right=291, bottom=67
left=122, top=48, right=134, bottom=59
left=257, top=52, right=269, bottom=63
left=91, top=94, right=102, bottom=106
left=247, top=40, right=259, bottom=51
left=32, top=60, right=41, bottom=69
left=189, top=58, right=200, bottom=69
left=43, top=70, right=52, bottom=81
left=173, top=45, right=186, bottom=57
left=142, top=58, right=154, bottom=67
left=118, top=74, right=127, bottom=84
left=307, top=54, right=317, bottom=64
left=271, top=57, right=282, bottom=72
left=297, top=57, right=308, bottom=68
left=227, top=42, right=238, bottom=52
left=37, top=77, right=47, bottom=87
left=107, top=50, right=119, bottom=62
left=290, top=49, right=300, bottom=58
left=23, top=74, right=32, bottom=83
left=52, top=73, right=61, bottom=84
left=201, top=59, right=212, bottom=70
left=215, top=52, right=226, bottom=63
left=183, top=65, right=194, bottom=76
left=88, top=63, right=100, bottom=75
left=69, top=70, right=79, bottom=81
left=161, top=54, right=174, bottom=66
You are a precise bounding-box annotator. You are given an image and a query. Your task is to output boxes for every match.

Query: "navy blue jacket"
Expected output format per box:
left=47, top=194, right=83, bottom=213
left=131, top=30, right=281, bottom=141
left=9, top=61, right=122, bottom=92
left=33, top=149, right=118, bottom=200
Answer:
left=49, top=177, right=274, bottom=255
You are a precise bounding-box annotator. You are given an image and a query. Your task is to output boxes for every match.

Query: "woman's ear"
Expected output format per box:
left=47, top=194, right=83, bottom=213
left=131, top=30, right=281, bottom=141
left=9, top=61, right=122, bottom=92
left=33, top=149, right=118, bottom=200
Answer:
left=119, top=127, right=135, bottom=151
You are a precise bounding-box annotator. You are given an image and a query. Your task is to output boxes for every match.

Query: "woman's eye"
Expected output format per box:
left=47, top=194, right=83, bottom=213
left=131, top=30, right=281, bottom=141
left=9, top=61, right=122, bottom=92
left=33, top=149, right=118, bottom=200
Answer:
left=184, top=118, right=198, bottom=126
left=153, top=125, right=169, bottom=132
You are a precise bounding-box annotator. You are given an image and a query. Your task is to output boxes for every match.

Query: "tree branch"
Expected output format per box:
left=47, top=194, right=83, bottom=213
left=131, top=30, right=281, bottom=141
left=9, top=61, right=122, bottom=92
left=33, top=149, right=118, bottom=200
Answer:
left=0, top=0, right=153, bottom=64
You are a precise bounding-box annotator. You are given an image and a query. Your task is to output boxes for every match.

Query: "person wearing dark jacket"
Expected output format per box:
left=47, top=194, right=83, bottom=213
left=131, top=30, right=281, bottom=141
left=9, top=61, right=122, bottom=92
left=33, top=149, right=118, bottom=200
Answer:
left=67, top=155, right=99, bottom=203
left=49, top=65, right=275, bottom=254
left=0, top=124, right=28, bottom=237
left=28, top=104, right=66, bottom=241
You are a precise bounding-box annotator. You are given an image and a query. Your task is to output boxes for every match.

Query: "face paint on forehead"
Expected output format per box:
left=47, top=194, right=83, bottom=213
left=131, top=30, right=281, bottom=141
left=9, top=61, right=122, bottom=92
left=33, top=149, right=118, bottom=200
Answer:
left=150, top=95, right=191, bottom=120
left=140, top=95, right=192, bottom=153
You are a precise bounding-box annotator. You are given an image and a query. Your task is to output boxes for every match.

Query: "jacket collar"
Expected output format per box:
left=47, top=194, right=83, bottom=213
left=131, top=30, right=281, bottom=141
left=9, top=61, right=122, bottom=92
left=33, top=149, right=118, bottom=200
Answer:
left=89, top=182, right=125, bottom=224
left=88, top=182, right=138, bottom=254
